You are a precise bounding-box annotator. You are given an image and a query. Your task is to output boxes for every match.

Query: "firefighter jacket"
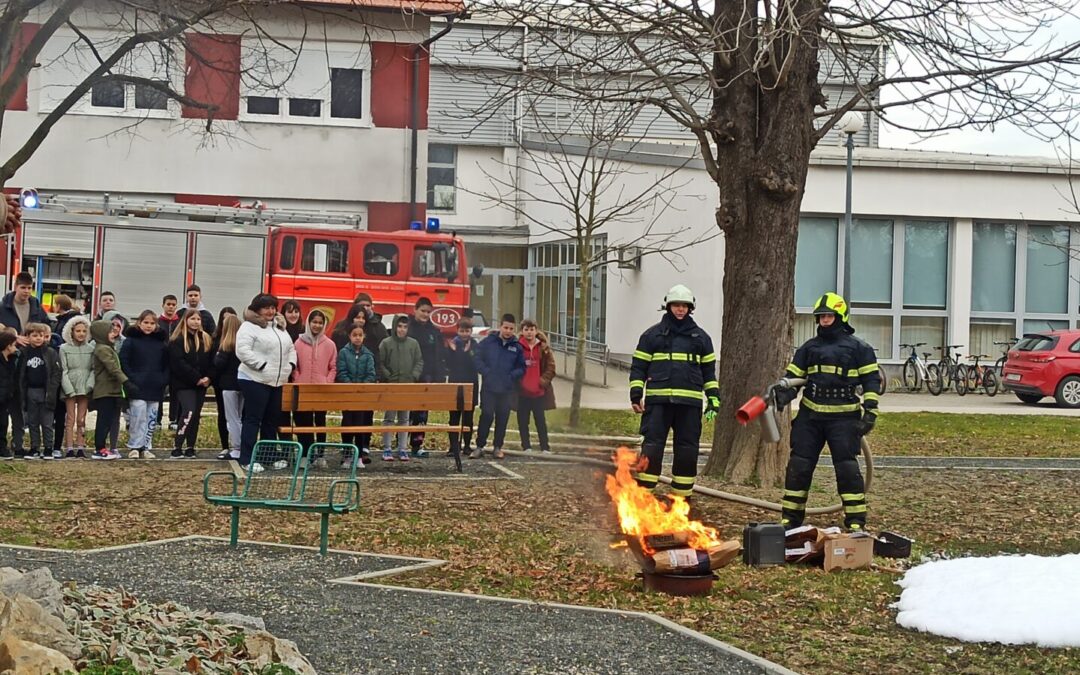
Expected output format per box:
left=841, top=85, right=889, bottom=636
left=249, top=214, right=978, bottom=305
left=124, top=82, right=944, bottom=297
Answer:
left=785, top=323, right=881, bottom=419
left=629, top=313, right=719, bottom=408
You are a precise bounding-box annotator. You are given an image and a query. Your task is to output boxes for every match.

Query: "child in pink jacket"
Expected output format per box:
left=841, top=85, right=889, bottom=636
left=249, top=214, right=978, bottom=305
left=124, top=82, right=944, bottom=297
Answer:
left=292, top=309, right=337, bottom=456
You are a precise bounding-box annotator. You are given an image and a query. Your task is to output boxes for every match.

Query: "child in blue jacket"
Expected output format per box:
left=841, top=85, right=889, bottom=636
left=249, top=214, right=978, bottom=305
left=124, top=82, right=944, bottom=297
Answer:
left=336, top=323, right=376, bottom=466
left=473, top=313, right=526, bottom=459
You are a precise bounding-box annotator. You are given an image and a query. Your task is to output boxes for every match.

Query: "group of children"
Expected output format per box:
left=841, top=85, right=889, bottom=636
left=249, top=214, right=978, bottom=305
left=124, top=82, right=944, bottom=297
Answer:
left=0, top=279, right=558, bottom=462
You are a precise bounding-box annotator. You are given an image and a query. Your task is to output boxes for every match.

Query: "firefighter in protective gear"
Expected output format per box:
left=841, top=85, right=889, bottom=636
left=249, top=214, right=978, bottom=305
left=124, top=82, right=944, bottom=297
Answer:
left=629, top=285, right=720, bottom=497
left=776, top=292, right=880, bottom=531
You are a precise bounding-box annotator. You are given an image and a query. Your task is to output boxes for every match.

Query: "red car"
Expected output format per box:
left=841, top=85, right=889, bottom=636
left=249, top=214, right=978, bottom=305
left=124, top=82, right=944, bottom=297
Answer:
left=1001, top=330, right=1080, bottom=407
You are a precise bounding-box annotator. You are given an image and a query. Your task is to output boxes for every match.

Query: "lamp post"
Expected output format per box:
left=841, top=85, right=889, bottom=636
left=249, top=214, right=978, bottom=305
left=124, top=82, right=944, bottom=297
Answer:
left=839, top=111, right=864, bottom=299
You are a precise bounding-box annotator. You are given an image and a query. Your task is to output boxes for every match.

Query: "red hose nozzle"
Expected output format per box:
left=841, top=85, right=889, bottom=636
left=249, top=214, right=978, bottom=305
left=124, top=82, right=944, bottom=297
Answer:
left=736, top=396, right=768, bottom=425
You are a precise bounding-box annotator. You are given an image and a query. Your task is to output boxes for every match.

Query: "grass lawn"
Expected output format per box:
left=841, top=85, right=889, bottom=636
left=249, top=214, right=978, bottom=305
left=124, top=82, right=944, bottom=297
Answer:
left=0, top=452, right=1076, bottom=674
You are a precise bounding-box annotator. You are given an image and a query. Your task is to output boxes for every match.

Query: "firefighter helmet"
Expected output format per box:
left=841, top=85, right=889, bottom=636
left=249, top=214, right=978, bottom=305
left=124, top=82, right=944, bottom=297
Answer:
left=812, top=292, right=849, bottom=323
left=664, top=284, right=696, bottom=310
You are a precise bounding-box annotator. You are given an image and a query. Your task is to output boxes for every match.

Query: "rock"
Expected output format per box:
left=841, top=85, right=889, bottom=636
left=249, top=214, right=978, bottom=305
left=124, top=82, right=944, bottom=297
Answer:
left=0, top=634, right=75, bottom=674
left=0, top=569, right=20, bottom=587
left=5, top=595, right=80, bottom=660
left=0, top=595, right=10, bottom=637
left=210, top=611, right=266, bottom=631
left=245, top=631, right=317, bottom=675
left=0, top=569, right=64, bottom=621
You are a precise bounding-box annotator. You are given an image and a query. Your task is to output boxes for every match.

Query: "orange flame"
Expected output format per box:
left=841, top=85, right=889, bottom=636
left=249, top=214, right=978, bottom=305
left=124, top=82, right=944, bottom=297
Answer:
left=605, top=448, right=721, bottom=553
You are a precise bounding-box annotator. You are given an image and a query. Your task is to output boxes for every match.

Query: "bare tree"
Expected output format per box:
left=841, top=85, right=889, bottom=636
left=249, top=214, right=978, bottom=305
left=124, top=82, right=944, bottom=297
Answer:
left=457, top=0, right=1080, bottom=485
left=467, top=90, right=713, bottom=426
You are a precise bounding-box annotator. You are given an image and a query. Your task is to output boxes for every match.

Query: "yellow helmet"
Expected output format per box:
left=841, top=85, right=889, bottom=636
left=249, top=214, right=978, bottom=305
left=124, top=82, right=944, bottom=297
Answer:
left=812, top=292, right=849, bottom=323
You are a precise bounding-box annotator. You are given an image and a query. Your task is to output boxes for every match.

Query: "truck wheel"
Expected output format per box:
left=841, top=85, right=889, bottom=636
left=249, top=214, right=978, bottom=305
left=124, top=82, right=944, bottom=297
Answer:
left=1054, top=376, right=1080, bottom=408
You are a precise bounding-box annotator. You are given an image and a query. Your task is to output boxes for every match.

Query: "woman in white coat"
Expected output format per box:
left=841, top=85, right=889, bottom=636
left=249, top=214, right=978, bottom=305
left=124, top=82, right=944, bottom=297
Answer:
left=235, top=294, right=297, bottom=469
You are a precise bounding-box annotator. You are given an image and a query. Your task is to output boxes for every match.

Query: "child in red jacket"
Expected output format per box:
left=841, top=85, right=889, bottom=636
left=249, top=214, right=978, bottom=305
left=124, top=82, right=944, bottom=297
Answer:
left=515, top=319, right=556, bottom=453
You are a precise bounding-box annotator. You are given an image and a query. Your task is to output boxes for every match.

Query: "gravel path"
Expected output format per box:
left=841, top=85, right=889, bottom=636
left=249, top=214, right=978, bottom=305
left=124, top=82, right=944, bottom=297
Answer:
left=0, top=537, right=788, bottom=675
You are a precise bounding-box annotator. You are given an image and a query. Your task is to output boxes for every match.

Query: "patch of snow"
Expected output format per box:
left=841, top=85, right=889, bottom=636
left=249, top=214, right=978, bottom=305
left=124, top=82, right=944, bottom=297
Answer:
left=894, top=553, right=1080, bottom=647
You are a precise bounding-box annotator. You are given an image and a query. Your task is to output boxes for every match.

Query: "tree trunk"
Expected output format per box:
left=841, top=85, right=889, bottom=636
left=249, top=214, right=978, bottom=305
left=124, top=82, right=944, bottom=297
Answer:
left=703, top=1, right=822, bottom=486
left=569, top=260, right=590, bottom=428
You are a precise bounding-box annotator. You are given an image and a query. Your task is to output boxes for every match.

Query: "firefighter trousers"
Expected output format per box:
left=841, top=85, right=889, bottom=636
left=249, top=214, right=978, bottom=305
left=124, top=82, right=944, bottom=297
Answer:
left=782, top=414, right=867, bottom=529
left=635, top=403, right=700, bottom=497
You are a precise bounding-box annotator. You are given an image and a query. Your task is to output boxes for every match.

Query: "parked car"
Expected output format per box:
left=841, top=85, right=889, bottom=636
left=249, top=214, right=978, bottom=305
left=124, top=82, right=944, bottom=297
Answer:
left=1001, top=330, right=1080, bottom=407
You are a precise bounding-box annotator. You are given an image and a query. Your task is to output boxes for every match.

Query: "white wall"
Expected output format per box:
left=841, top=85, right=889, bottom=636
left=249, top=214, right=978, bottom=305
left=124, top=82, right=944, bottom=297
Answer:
left=435, top=145, right=517, bottom=229
left=3, top=3, right=428, bottom=205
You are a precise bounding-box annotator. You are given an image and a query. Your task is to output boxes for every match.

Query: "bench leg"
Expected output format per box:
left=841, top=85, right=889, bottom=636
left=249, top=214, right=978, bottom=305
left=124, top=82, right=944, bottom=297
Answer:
left=230, top=506, right=240, bottom=548
left=319, top=513, right=330, bottom=555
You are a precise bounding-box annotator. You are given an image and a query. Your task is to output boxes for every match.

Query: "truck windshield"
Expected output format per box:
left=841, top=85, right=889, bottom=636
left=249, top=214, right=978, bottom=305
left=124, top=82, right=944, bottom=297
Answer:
left=413, top=245, right=458, bottom=279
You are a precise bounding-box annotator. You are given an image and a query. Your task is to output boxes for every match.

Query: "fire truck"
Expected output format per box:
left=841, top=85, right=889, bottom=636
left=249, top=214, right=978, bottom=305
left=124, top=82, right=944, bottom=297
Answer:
left=2, top=195, right=472, bottom=333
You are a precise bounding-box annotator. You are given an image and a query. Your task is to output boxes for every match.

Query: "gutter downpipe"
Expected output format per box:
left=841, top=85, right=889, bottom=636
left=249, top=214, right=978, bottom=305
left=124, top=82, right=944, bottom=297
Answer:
left=410, top=15, right=459, bottom=224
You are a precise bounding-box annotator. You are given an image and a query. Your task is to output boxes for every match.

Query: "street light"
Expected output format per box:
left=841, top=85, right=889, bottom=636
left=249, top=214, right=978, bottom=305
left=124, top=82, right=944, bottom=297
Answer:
left=839, top=111, right=864, bottom=300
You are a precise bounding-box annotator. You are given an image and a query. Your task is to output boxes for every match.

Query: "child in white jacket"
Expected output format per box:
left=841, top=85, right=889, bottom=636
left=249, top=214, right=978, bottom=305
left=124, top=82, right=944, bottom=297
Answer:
left=235, top=294, right=296, bottom=470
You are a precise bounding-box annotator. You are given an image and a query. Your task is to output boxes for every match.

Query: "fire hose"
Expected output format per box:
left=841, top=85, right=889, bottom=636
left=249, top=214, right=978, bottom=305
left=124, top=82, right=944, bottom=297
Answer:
left=503, top=377, right=873, bottom=516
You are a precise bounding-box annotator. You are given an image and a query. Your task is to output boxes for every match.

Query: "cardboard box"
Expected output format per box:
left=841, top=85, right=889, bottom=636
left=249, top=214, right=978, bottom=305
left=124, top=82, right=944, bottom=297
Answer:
left=823, top=533, right=873, bottom=571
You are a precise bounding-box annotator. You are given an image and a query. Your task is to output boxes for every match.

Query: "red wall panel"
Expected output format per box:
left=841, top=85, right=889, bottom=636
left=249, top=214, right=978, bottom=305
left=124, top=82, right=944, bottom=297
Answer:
left=183, top=33, right=241, bottom=120
left=368, top=201, right=426, bottom=232
left=370, top=42, right=428, bottom=130
left=3, top=23, right=41, bottom=111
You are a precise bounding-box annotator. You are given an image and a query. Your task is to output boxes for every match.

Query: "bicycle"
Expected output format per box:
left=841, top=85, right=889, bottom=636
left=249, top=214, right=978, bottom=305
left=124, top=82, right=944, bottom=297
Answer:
left=964, top=354, right=998, bottom=396
left=931, top=345, right=968, bottom=395
left=871, top=347, right=889, bottom=395
left=899, top=342, right=933, bottom=392
left=992, top=338, right=1019, bottom=394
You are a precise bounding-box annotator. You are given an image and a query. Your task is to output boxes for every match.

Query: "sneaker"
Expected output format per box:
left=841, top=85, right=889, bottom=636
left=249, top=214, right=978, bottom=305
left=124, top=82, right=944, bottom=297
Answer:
left=93, top=449, right=119, bottom=461
left=65, top=449, right=76, bottom=459
left=541, top=448, right=553, bottom=454
left=360, top=448, right=372, bottom=465
left=217, top=450, right=240, bottom=461
left=12, top=449, right=25, bottom=459
left=340, top=459, right=356, bottom=471
left=50, top=449, right=63, bottom=460
left=382, top=450, right=395, bottom=462
left=168, top=423, right=178, bottom=431
left=75, top=449, right=87, bottom=459
left=244, top=462, right=265, bottom=474
left=0, top=448, right=11, bottom=460
left=469, top=447, right=484, bottom=459
left=521, top=447, right=532, bottom=453
left=272, top=460, right=289, bottom=470
left=411, top=448, right=429, bottom=458
left=184, top=448, right=196, bottom=459
left=170, top=449, right=183, bottom=459
left=493, top=448, right=506, bottom=459
left=128, top=449, right=142, bottom=459
left=398, top=450, right=410, bottom=462
left=26, top=450, right=42, bottom=460
left=142, top=449, right=157, bottom=459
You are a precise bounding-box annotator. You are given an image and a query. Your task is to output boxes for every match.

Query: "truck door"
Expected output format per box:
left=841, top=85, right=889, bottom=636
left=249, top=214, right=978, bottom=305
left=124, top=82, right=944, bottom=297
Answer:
left=293, top=233, right=353, bottom=324
left=408, top=241, right=465, bottom=332
left=267, top=232, right=297, bottom=301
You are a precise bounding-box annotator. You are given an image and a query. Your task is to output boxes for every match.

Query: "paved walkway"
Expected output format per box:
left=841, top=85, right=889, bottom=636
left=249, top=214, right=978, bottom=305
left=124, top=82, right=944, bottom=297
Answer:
left=0, top=537, right=796, bottom=675
left=553, top=376, right=1080, bottom=416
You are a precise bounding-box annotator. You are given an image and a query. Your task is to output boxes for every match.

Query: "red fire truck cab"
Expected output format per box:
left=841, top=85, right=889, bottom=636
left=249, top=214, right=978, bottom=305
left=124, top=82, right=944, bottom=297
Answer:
left=265, top=225, right=470, bottom=333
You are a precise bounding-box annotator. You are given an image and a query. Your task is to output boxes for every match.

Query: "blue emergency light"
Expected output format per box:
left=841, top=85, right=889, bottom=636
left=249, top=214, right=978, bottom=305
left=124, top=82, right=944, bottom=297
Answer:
left=19, top=188, right=39, bottom=209
left=410, top=220, right=424, bottom=230
left=426, top=217, right=440, bottom=233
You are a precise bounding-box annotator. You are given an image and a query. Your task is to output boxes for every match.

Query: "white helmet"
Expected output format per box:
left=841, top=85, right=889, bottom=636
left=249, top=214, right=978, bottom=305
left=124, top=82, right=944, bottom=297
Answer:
left=663, top=284, right=695, bottom=310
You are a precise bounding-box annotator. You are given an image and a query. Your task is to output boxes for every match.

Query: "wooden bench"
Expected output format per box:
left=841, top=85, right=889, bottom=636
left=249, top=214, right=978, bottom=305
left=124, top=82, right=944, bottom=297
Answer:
left=279, top=382, right=475, bottom=472
left=203, top=441, right=361, bottom=554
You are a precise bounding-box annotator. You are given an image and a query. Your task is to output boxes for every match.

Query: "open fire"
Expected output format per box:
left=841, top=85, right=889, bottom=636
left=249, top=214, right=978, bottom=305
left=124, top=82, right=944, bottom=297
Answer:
left=606, top=449, right=740, bottom=591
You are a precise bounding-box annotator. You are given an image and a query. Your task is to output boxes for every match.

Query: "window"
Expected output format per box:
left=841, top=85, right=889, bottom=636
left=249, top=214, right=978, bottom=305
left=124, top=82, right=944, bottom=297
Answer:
left=1025, top=224, right=1069, bottom=314
left=904, top=221, right=948, bottom=309
left=855, top=315, right=894, bottom=360
left=278, top=236, right=297, bottom=270
left=849, top=218, right=893, bottom=307
left=427, top=144, right=457, bottom=211
left=900, top=316, right=945, bottom=356
left=301, top=239, right=348, bottom=274
left=240, top=40, right=370, bottom=125
left=247, top=96, right=280, bottom=115
left=972, top=222, right=1016, bottom=312
left=364, top=243, right=399, bottom=276
left=91, top=80, right=124, bottom=108
left=1023, top=319, right=1068, bottom=335
left=330, top=68, right=363, bottom=119
left=413, top=246, right=458, bottom=278
left=794, top=217, right=838, bottom=307
left=289, top=98, right=321, bottom=117
left=969, top=320, right=1016, bottom=361
left=134, top=82, right=169, bottom=110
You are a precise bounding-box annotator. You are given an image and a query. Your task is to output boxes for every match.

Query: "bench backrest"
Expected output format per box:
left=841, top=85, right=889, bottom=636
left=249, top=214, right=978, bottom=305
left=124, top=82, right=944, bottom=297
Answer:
left=282, top=383, right=475, bottom=414
left=241, top=441, right=360, bottom=509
